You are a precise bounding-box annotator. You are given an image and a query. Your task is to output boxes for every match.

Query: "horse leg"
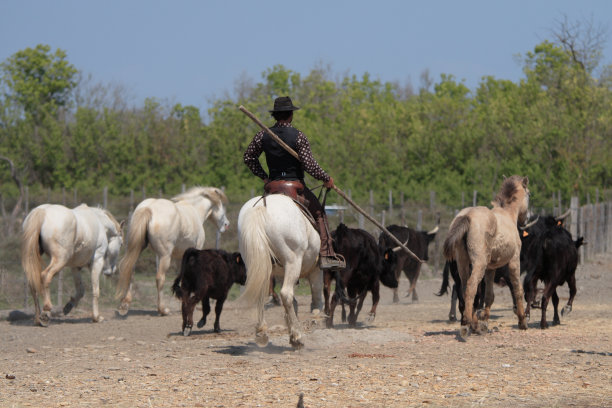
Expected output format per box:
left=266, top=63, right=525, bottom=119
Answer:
left=198, top=297, right=211, bottom=328
left=213, top=296, right=226, bottom=333
left=463, top=261, right=486, bottom=335
left=279, top=263, right=303, bottom=349
left=268, top=277, right=280, bottom=306
left=507, top=258, right=527, bottom=330
left=156, top=255, right=172, bottom=315
left=449, top=284, right=458, bottom=322
left=307, top=268, right=324, bottom=314
left=476, top=269, right=495, bottom=333
left=551, top=290, right=561, bottom=325
left=40, top=258, right=66, bottom=323
left=90, top=258, right=105, bottom=322
left=562, top=274, right=577, bottom=316
left=29, top=282, right=44, bottom=327
left=63, top=267, right=84, bottom=316
left=118, top=283, right=133, bottom=316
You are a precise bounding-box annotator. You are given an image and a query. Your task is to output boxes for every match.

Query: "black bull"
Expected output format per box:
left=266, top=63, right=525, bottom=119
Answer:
left=378, top=224, right=439, bottom=303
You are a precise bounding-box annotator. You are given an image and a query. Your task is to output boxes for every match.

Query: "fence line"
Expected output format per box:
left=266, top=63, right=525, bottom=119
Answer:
left=1, top=186, right=611, bottom=311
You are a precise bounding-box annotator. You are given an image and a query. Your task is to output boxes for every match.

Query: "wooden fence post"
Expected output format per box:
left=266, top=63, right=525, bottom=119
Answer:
left=473, top=190, right=477, bottom=207
left=417, top=210, right=423, bottom=231
left=103, top=186, right=108, bottom=209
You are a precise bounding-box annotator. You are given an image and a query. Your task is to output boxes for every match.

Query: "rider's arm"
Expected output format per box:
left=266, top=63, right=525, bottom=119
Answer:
left=296, top=131, right=330, bottom=182
left=243, top=130, right=269, bottom=181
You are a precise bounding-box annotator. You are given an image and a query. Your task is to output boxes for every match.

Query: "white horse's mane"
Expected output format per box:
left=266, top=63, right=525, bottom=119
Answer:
left=171, top=186, right=228, bottom=206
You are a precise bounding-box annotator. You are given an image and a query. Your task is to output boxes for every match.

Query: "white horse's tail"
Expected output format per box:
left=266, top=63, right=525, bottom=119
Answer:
left=21, top=208, right=45, bottom=295
left=238, top=206, right=273, bottom=312
left=116, top=207, right=152, bottom=299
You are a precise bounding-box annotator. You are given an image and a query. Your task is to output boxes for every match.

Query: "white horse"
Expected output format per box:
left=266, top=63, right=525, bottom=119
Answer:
left=21, top=204, right=124, bottom=326
left=238, top=194, right=324, bottom=349
left=116, top=186, right=229, bottom=316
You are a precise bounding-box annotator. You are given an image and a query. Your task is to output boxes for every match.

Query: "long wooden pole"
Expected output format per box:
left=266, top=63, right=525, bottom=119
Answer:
left=239, top=105, right=424, bottom=263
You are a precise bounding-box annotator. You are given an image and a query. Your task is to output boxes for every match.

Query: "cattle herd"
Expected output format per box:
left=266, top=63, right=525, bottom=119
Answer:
left=19, top=184, right=585, bottom=344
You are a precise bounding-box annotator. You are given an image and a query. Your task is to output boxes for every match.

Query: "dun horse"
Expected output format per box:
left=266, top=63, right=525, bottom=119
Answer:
left=238, top=194, right=324, bottom=349
left=116, top=186, right=229, bottom=316
left=21, top=204, right=123, bottom=326
left=443, top=175, right=530, bottom=336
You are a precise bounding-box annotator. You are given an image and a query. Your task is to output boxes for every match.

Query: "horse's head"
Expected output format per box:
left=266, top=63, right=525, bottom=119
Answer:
left=94, top=208, right=124, bottom=276
left=174, top=186, right=231, bottom=232
left=494, top=175, right=530, bottom=225
left=103, top=233, right=123, bottom=276
left=517, top=176, right=530, bottom=225
left=210, top=201, right=230, bottom=233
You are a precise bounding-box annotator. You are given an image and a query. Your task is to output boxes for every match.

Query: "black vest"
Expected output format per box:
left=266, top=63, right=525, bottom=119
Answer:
left=262, top=125, right=304, bottom=181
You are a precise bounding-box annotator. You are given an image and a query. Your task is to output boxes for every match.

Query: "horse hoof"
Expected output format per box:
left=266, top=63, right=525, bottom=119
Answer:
left=477, top=321, right=488, bottom=334
left=63, top=302, right=74, bottom=315
left=159, top=308, right=170, bottom=316
left=290, top=335, right=304, bottom=350
left=35, top=317, right=49, bottom=327
left=540, top=323, right=548, bottom=330
left=255, top=332, right=269, bottom=347
left=449, top=315, right=457, bottom=322
left=561, top=305, right=572, bottom=316
left=183, top=327, right=192, bottom=337
left=459, top=326, right=469, bottom=338
left=117, top=303, right=129, bottom=316
left=553, top=319, right=560, bottom=326
left=366, top=313, right=376, bottom=323
left=519, top=320, right=528, bottom=330
left=92, top=315, right=104, bottom=323
left=197, top=319, right=205, bottom=328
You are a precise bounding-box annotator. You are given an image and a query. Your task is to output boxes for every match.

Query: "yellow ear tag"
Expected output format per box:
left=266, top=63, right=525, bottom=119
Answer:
left=557, top=221, right=562, bottom=226
left=384, top=252, right=389, bottom=260
left=522, top=231, right=529, bottom=237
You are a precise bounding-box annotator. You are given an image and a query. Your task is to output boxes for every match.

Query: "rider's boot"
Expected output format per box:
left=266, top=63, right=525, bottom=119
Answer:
left=316, top=212, right=346, bottom=270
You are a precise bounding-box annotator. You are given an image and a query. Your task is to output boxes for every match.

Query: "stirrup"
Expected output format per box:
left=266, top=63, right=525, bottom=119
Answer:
left=319, top=254, right=346, bottom=270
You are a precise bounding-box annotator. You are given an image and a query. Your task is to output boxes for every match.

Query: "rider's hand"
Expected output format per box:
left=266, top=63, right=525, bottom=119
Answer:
left=324, top=177, right=335, bottom=189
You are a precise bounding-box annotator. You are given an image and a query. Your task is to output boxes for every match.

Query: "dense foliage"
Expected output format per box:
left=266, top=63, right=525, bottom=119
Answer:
left=1, top=39, right=611, bottom=209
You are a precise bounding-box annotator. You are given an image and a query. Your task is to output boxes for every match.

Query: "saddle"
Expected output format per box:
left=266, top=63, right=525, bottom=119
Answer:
left=264, top=180, right=309, bottom=207
left=262, top=180, right=315, bottom=227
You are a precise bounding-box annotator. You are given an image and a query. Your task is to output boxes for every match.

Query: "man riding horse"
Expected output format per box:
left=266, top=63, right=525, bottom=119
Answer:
left=243, top=96, right=345, bottom=270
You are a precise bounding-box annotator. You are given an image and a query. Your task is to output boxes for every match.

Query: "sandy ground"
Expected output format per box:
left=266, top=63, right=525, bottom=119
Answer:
left=1, top=253, right=611, bottom=408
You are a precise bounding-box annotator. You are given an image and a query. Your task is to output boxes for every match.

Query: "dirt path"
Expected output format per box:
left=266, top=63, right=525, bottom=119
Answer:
left=1, top=254, right=611, bottom=407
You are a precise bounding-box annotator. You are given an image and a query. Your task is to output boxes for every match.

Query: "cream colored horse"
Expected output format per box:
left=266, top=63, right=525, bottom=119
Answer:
left=21, top=204, right=123, bottom=326
left=443, top=175, right=530, bottom=337
left=238, top=194, right=324, bottom=349
left=116, top=187, right=229, bottom=316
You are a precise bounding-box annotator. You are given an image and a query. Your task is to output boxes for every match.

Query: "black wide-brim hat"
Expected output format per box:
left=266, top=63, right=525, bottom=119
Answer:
left=269, top=96, right=300, bottom=112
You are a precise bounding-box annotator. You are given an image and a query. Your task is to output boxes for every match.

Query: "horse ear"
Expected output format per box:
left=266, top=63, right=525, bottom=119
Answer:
left=522, top=176, right=529, bottom=187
